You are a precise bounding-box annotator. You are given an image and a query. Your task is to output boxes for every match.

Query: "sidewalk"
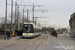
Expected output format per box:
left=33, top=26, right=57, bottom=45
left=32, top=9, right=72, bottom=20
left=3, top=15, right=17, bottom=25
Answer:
left=10, top=36, right=21, bottom=40
left=58, top=34, right=75, bottom=40
left=65, top=34, right=75, bottom=40
left=0, top=35, right=4, bottom=40
left=0, top=35, right=21, bottom=41
left=0, top=36, right=21, bottom=49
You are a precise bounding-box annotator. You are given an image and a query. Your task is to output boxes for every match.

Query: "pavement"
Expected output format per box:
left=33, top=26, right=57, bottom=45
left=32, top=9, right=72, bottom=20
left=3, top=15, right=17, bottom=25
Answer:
left=0, top=34, right=75, bottom=50
left=57, top=34, right=75, bottom=50
left=0, top=33, right=74, bottom=41
left=58, top=33, right=75, bottom=40
left=0, top=35, right=4, bottom=39
left=0, top=35, right=21, bottom=41
left=0, top=35, right=21, bottom=49
left=64, top=34, right=75, bottom=41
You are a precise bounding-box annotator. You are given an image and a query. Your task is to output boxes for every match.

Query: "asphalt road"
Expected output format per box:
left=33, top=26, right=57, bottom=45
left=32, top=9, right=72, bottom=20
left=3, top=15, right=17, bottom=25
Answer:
left=0, top=34, right=75, bottom=50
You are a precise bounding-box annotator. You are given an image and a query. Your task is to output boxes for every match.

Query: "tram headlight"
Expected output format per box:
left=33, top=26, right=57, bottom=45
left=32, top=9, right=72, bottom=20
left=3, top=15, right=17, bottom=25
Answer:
left=23, top=33, right=24, bottom=36
left=31, top=34, right=33, bottom=36
left=23, top=33, right=25, bottom=36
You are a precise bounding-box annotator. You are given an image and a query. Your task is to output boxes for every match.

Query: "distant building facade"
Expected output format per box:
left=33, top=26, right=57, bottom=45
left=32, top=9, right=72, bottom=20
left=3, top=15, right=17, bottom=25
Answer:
left=69, top=12, right=75, bottom=37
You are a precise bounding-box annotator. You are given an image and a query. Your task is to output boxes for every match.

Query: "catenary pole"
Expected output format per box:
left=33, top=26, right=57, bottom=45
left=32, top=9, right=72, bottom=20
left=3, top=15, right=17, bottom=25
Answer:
left=17, top=5, right=19, bottom=30
left=10, top=0, right=13, bottom=38
left=15, top=2, right=17, bottom=31
left=33, top=3, right=34, bottom=23
left=27, top=10, right=29, bottom=23
left=7, top=3, right=44, bottom=23
left=4, top=0, right=7, bottom=40
left=23, top=9, right=24, bottom=26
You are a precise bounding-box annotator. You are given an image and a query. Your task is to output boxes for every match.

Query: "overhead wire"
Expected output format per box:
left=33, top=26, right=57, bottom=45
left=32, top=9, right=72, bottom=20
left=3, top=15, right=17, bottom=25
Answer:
left=36, top=0, right=44, bottom=13
left=36, top=0, right=49, bottom=26
left=36, top=0, right=46, bottom=18
left=16, top=0, right=27, bottom=10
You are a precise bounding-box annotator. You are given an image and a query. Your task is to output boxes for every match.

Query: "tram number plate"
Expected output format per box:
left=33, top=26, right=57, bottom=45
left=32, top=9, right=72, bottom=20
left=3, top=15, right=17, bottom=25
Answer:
left=26, top=33, right=28, bottom=36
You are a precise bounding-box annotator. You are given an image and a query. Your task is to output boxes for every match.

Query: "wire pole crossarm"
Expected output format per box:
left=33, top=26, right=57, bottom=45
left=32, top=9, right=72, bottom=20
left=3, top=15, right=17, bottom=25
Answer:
left=39, top=21, right=50, bottom=22
left=7, top=3, right=44, bottom=23
left=7, top=4, right=44, bottom=7
left=34, top=17, right=49, bottom=18
left=34, top=9, right=48, bottom=12
left=20, top=9, right=48, bottom=13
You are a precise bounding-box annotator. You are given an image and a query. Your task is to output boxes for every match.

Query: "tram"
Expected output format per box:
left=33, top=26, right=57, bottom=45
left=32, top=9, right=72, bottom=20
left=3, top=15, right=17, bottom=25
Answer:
left=22, top=23, right=41, bottom=38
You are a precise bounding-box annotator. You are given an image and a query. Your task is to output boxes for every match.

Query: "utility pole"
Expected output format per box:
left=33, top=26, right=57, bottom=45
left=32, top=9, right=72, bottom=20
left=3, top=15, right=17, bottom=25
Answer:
left=15, top=2, right=17, bottom=31
left=32, top=3, right=34, bottom=23
left=23, top=9, right=24, bottom=26
left=7, top=3, right=44, bottom=29
left=8, top=3, right=44, bottom=23
left=10, top=0, right=13, bottom=38
left=4, top=0, right=7, bottom=40
left=27, top=10, right=29, bottom=23
left=17, top=5, right=19, bottom=30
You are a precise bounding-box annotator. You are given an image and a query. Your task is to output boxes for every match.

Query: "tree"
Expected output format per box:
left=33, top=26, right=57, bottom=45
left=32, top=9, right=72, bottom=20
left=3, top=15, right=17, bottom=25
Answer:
left=8, top=11, right=32, bottom=30
left=41, top=27, right=54, bottom=33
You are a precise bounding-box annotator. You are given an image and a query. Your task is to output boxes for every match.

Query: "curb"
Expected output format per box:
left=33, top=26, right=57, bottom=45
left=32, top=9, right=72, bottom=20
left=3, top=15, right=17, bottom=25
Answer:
left=0, top=36, right=21, bottom=40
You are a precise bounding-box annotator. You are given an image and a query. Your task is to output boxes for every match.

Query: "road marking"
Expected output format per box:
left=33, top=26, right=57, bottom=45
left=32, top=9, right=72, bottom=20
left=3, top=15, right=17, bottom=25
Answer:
left=35, top=42, right=40, bottom=44
left=57, top=38, right=68, bottom=50
left=47, top=35, right=50, bottom=42
left=30, top=44, right=31, bottom=45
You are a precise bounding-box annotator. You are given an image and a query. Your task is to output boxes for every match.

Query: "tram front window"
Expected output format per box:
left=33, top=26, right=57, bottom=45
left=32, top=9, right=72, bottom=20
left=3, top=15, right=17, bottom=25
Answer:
left=23, top=24, right=33, bottom=33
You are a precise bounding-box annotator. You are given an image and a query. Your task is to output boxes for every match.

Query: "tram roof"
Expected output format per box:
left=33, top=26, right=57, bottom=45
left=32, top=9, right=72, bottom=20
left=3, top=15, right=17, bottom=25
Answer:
left=24, top=22, right=42, bottom=29
left=24, top=22, right=34, bottom=24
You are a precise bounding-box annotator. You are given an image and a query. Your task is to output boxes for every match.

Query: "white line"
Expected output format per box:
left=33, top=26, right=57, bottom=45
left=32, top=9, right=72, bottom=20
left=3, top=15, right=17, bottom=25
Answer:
left=57, top=38, right=68, bottom=50
left=48, top=35, right=50, bottom=42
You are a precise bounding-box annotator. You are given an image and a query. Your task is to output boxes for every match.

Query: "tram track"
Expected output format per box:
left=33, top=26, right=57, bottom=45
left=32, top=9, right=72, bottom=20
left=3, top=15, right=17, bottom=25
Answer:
left=2, top=38, right=29, bottom=48
left=2, top=35, right=43, bottom=48
left=0, top=35, right=47, bottom=50
left=35, top=36, right=48, bottom=50
left=24, top=35, right=48, bottom=50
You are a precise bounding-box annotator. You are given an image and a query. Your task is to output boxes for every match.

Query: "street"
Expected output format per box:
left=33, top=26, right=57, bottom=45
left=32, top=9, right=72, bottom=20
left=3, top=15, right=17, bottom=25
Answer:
left=0, top=34, right=75, bottom=50
left=0, top=0, right=75, bottom=50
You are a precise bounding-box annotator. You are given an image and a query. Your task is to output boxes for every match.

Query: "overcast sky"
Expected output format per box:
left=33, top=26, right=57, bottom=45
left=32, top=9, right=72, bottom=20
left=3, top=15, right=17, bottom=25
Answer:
left=0, top=0, right=75, bottom=29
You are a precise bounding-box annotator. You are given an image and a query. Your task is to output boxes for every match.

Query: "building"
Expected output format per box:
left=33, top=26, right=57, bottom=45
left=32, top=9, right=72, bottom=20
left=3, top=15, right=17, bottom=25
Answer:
left=69, top=12, right=75, bottom=37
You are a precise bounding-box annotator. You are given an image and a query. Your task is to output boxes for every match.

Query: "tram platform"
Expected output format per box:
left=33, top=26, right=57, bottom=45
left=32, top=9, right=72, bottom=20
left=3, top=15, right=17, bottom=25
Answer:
left=0, top=35, right=21, bottom=41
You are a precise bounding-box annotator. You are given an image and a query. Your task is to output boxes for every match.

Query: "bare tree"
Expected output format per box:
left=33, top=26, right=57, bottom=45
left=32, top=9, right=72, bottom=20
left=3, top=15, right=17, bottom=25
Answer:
left=8, top=11, right=32, bottom=30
